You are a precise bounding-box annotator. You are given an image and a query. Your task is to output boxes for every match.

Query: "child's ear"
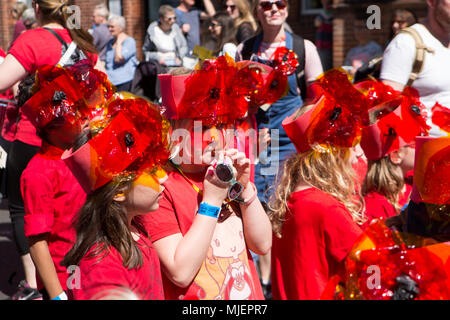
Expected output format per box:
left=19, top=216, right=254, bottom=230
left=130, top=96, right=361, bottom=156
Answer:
left=113, top=192, right=126, bottom=202
left=389, top=149, right=403, bottom=165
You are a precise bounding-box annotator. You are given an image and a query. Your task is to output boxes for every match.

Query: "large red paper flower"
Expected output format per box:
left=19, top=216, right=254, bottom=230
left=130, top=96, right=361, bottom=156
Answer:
left=271, top=47, right=299, bottom=76
left=176, top=55, right=290, bottom=126
left=322, top=220, right=450, bottom=300
left=304, top=68, right=370, bottom=149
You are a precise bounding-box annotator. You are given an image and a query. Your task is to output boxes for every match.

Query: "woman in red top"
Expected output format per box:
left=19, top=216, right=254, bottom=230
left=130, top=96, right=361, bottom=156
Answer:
left=62, top=95, right=169, bottom=300
left=269, top=69, right=368, bottom=300
left=0, top=0, right=98, bottom=296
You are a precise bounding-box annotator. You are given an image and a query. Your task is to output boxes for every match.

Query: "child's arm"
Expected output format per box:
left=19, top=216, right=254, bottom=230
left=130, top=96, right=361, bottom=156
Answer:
left=228, top=150, right=272, bottom=255
left=152, top=168, right=229, bottom=288
left=28, top=234, right=65, bottom=299
left=239, top=182, right=272, bottom=255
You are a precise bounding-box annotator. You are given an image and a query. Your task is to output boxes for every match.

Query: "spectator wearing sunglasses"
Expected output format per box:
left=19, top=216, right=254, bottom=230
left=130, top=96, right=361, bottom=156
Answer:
left=143, top=5, right=188, bottom=67
left=225, top=0, right=258, bottom=44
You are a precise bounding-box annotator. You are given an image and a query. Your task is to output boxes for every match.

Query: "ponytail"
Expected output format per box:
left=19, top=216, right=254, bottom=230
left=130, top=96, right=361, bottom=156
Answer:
left=36, top=0, right=97, bottom=54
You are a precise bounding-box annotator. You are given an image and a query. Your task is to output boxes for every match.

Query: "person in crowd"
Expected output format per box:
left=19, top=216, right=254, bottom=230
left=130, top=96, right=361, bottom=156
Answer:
left=380, top=0, right=450, bottom=137
left=139, top=58, right=278, bottom=300
left=143, top=5, right=188, bottom=68
left=225, top=0, right=257, bottom=44
left=235, top=0, right=324, bottom=297
left=209, top=11, right=237, bottom=57
left=358, top=82, right=429, bottom=227
left=322, top=134, right=450, bottom=300
left=314, top=0, right=333, bottom=71
left=62, top=95, right=169, bottom=300
left=9, top=1, right=28, bottom=47
left=390, top=8, right=418, bottom=40
left=92, top=5, right=112, bottom=64
left=343, top=19, right=383, bottom=77
left=269, top=68, right=366, bottom=300
left=21, top=8, right=37, bottom=31
left=20, top=62, right=114, bottom=300
left=105, top=15, right=138, bottom=92
left=175, top=0, right=216, bottom=54
left=0, top=0, right=98, bottom=300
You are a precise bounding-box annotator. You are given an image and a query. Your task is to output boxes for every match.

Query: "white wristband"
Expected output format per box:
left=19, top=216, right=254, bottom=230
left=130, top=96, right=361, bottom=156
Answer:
left=52, top=291, right=68, bottom=300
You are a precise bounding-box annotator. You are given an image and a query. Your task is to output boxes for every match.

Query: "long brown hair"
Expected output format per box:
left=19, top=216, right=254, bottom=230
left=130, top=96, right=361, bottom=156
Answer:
left=62, top=132, right=148, bottom=270
left=362, top=157, right=404, bottom=213
left=268, top=146, right=366, bottom=238
left=230, top=0, right=257, bottom=31
left=211, top=11, right=237, bottom=56
left=36, top=0, right=96, bottom=54
left=62, top=177, right=149, bottom=269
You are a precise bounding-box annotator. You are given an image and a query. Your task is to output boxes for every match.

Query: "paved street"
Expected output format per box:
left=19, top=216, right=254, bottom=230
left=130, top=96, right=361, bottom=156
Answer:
left=0, top=198, right=24, bottom=300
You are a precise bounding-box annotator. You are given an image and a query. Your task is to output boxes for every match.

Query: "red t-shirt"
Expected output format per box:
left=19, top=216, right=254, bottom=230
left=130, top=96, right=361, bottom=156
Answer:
left=22, top=144, right=87, bottom=292
left=8, top=28, right=98, bottom=146
left=363, top=184, right=412, bottom=228
left=140, top=168, right=264, bottom=300
left=71, top=234, right=164, bottom=300
left=271, top=188, right=362, bottom=300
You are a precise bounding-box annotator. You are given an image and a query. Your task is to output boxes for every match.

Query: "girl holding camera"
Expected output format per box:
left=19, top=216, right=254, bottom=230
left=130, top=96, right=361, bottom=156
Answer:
left=139, top=64, right=273, bottom=300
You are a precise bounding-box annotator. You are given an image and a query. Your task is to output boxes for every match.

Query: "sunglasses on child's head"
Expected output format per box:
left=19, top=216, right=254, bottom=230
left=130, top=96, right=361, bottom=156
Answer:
left=259, top=0, right=287, bottom=11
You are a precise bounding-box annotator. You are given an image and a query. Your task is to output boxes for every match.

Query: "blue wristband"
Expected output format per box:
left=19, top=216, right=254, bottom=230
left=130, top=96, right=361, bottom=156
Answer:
left=52, top=291, right=68, bottom=300
left=198, top=202, right=221, bottom=218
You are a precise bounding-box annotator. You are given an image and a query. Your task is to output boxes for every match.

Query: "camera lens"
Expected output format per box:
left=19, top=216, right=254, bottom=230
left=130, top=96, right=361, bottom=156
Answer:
left=215, top=163, right=233, bottom=182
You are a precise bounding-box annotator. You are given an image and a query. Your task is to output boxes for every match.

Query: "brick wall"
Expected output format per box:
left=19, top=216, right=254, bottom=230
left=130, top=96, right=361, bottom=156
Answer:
left=0, top=0, right=21, bottom=52
left=289, top=0, right=428, bottom=68
left=122, top=0, right=146, bottom=61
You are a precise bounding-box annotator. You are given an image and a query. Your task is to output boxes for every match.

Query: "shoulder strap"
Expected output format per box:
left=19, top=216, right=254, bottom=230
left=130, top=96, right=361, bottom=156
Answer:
left=291, top=33, right=306, bottom=100
left=398, top=25, right=435, bottom=87
left=43, top=27, right=68, bottom=49
left=240, top=35, right=259, bottom=61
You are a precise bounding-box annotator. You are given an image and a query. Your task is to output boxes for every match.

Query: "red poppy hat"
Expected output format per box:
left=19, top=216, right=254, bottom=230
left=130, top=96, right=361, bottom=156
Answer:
left=62, top=96, right=170, bottom=193
left=359, top=84, right=429, bottom=160
left=282, top=68, right=370, bottom=153
left=23, top=62, right=115, bottom=135
left=159, top=54, right=290, bottom=126
left=22, top=72, right=86, bottom=132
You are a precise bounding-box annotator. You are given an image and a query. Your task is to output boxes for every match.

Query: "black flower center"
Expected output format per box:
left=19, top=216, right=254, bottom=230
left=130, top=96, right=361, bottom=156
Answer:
left=52, top=91, right=67, bottom=103
left=124, top=132, right=135, bottom=147
left=411, top=104, right=421, bottom=115
left=330, top=107, right=342, bottom=121
left=210, top=87, right=220, bottom=100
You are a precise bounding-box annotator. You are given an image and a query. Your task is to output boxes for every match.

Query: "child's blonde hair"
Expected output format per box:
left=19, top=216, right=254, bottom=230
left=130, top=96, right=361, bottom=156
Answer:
left=268, top=146, right=366, bottom=238
left=362, top=156, right=405, bottom=213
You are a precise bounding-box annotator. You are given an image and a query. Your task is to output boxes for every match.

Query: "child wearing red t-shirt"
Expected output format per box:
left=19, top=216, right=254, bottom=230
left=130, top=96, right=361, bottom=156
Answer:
left=360, top=86, right=429, bottom=228
left=19, top=63, right=114, bottom=300
left=61, top=95, right=169, bottom=300
left=269, top=69, right=369, bottom=300
left=0, top=1, right=99, bottom=296
left=140, top=59, right=275, bottom=300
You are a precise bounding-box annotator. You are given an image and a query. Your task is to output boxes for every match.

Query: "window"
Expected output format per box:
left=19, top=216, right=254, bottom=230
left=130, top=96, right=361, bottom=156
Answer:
left=108, top=0, right=123, bottom=16
left=301, top=0, right=324, bottom=15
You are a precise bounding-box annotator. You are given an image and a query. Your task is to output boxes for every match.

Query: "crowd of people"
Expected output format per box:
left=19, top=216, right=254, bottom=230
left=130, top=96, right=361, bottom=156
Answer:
left=0, top=0, right=448, bottom=301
